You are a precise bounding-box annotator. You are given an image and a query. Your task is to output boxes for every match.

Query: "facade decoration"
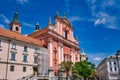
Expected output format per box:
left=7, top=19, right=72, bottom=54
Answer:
left=29, top=12, right=81, bottom=77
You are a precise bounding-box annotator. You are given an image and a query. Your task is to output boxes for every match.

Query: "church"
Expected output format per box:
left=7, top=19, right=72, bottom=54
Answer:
left=0, top=10, right=87, bottom=80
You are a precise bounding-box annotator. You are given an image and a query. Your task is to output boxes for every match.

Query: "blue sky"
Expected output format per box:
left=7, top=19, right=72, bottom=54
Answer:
left=0, top=0, right=120, bottom=66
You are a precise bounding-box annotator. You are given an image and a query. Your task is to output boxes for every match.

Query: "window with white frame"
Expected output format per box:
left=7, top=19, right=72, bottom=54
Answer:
left=114, top=67, right=117, bottom=71
left=12, top=43, right=16, bottom=49
left=11, top=53, right=16, bottom=60
left=34, top=48, right=38, bottom=53
left=23, top=55, right=27, bottom=62
left=24, top=46, right=27, bottom=52
left=110, top=67, right=112, bottom=72
left=34, top=56, right=37, bottom=63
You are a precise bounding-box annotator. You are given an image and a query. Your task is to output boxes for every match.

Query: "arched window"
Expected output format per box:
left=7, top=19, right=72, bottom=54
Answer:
left=16, top=27, right=19, bottom=31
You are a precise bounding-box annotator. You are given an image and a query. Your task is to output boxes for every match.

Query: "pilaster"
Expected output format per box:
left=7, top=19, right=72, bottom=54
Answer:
left=48, top=38, right=53, bottom=67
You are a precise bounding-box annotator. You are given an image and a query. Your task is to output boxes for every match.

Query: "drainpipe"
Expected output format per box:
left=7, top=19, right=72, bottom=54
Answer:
left=5, top=39, right=11, bottom=80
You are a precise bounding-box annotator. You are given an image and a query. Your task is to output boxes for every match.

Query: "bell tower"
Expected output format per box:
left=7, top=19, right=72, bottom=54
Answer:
left=9, top=10, right=21, bottom=33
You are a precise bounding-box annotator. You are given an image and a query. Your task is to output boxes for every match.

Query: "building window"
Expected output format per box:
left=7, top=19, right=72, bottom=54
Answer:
left=34, top=48, right=38, bottom=53
left=24, top=46, right=27, bottom=52
left=0, top=40, right=1, bottom=46
left=34, top=56, right=37, bottom=63
left=114, top=62, right=116, bottom=65
left=110, top=67, right=112, bottom=72
left=10, top=66, right=14, bottom=71
left=65, top=30, right=68, bottom=39
left=11, top=53, right=15, bottom=60
left=114, top=67, right=117, bottom=71
left=12, top=43, right=16, bottom=49
left=23, top=67, right=26, bottom=72
left=23, top=55, right=27, bottom=62
left=109, top=61, right=112, bottom=66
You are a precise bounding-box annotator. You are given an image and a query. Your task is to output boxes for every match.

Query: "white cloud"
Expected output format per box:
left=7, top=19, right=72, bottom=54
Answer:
left=23, top=22, right=33, bottom=27
left=95, top=18, right=106, bottom=26
left=86, top=0, right=120, bottom=30
left=16, top=0, right=28, bottom=4
left=102, top=0, right=116, bottom=7
left=68, top=16, right=82, bottom=22
left=0, top=14, right=10, bottom=24
left=0, top=24, right=5, bottom=28
left=93, top=57, right=101, bottom=61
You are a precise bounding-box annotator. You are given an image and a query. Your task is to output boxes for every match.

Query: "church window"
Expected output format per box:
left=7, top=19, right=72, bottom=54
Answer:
left=65, top=30, right=68, bottom=39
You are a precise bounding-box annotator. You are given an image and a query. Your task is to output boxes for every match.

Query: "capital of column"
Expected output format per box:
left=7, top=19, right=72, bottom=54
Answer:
left=58, top=42, right=63, bottom=47
left=71, top=47, right=75, bottom=52
left=48, top=38, right=52, bottom=43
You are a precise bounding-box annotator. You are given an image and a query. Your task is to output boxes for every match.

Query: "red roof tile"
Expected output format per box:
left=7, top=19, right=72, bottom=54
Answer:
left=0, top=28, right=44, bottom=47
left=28, top=27, right=49, bottom=37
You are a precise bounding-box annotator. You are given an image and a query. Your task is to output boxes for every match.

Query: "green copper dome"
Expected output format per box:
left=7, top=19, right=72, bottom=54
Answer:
left=12, top=11, right=19, bottom=23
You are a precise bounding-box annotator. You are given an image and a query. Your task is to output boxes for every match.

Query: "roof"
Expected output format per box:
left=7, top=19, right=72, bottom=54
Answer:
left=0, top=28, right=44, bottom=47
left=97, top=52, right=120, bottom=69
left=28, top=27, right=49, bottom=37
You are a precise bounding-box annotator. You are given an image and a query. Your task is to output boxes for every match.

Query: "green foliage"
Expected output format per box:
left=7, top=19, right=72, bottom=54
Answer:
left=59, top=61, right=73, bottom=77
left=72, top=61, right=95, bottom=79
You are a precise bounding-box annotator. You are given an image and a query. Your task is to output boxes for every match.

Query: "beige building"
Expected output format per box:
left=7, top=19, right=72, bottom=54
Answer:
left=0, top=11, right=45, bottom=80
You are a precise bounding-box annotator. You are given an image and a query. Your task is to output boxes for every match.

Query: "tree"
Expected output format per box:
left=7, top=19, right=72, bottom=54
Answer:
left=72, top=61, right=95, bottom=80
left=59, top=61, right=73, bottom=80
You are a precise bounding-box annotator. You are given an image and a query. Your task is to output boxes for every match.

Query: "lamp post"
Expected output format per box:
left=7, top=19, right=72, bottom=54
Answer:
left=116, top=50, right=120, bottom=78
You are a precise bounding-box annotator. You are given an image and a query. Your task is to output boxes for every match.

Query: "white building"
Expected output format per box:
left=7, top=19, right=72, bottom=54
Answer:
left=0, top=10, right=47, bottom=80
left=97, top=50, right=120, bottom=80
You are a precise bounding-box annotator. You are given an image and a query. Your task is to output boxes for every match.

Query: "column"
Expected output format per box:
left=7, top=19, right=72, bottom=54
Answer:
left=71, top=51, right=74, bottom=62
left=48, top=38, right=53, bottom=67
left=71, top=31, right=73, bottom=40
left=77, top=52, right=80, bottom=62
left=73, top=51, right=75, bottom=63
left=61, top=46, right=64, bottom=62
left=58, top=44, right=61, bottom=64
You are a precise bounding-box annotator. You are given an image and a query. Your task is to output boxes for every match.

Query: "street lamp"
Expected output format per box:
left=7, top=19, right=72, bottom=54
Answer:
left=116, top=50, right=120, bottom=77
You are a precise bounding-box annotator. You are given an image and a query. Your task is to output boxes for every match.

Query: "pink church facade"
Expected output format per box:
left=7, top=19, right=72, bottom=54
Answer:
left=29, top=14, right=80, bottom=74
